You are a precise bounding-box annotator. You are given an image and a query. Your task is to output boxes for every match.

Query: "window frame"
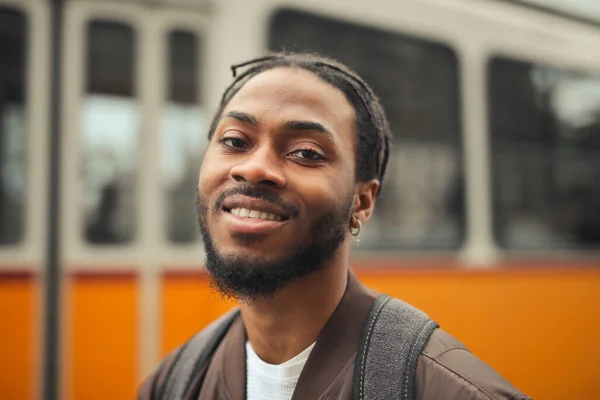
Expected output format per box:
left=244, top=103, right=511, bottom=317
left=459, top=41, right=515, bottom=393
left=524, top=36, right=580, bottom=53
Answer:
left=60, top=4, right=146, bottom=266
left=0, top=0, right=50, bottom=269
left=0, top=5, right=28, bottom=246
left=154, top=12, right=210, bottom=259
left=486, top=51, right=600, bottom=256
left=160, top=27, right=207, bottom=246
left=81, top=18, right=139, bottom=246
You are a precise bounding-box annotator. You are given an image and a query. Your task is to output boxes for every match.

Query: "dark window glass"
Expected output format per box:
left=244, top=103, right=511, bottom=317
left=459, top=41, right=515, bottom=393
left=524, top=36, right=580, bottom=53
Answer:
left=489, top=57, right=600, bottom=249
left=269, top=9, right=464, bottom=249
left=0, top=7, right=27, bottom=245
left=83, top=21, right=138, bottom=244
left=168, top=31, right=199, bottom=104
left=86, top=21, right=135, bottom=96
left=163, top=31, right=205, bottom=244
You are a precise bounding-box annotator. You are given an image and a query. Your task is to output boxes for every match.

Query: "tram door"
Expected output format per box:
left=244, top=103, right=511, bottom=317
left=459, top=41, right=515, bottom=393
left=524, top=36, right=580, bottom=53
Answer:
left=59, top=2, right=209, bottom=400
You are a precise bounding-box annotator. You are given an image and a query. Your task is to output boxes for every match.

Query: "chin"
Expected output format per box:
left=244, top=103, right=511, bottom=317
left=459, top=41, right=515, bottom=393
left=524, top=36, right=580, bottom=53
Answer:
left=220, top=243, right=290, bottom=263
left=216, top=226, right=293, bottom=249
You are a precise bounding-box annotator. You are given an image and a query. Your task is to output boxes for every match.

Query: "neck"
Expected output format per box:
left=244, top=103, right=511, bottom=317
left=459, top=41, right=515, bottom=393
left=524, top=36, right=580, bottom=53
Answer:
left=240, top=244, right=350, bottom=365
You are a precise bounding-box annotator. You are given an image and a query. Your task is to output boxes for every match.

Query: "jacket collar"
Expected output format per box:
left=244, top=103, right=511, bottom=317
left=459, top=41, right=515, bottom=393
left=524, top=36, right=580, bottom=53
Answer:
left=215, top=269, right=378, bottom=399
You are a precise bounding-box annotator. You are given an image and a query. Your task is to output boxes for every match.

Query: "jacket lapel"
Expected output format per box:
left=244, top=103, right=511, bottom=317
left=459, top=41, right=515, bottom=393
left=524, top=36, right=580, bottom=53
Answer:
left=289, top=271, right=378, bottom=399
left=222, top=318, right=247, bottom=399
left=196, top=316, right=247, bottom=400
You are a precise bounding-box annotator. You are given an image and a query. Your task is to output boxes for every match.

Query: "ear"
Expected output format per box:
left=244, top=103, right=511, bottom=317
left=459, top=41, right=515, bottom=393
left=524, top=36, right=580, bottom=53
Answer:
left=352, top=179, right=379, bottom=225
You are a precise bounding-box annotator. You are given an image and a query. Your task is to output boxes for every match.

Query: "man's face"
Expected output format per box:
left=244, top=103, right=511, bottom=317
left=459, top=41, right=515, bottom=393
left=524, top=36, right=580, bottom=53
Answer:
left=197, top=67, right=358, bottom=300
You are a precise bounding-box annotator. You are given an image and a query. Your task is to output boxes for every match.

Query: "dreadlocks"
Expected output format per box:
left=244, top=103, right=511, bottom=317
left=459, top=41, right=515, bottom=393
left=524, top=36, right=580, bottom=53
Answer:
left=207, top=52, right=392, bottom=195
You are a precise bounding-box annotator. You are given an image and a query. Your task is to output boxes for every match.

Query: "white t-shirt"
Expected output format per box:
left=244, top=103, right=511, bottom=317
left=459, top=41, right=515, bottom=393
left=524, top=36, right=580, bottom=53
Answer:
left=246, top=341, right=315, bottom=400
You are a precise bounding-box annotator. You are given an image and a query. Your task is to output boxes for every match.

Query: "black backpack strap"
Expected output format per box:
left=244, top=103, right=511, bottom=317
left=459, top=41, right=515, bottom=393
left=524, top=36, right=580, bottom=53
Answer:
left=158, top=308, right=241, bottom=400
left=353, top=294, right=439, bottom=400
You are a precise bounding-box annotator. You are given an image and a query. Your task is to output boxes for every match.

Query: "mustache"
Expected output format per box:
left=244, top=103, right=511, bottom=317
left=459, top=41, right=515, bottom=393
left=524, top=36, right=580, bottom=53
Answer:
left=212, top=184, right=300, bottom=218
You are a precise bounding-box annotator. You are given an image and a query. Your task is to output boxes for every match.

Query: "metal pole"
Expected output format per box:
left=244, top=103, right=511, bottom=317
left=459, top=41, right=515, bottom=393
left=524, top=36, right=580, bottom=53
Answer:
left=43, top=0, right=64, bottom=399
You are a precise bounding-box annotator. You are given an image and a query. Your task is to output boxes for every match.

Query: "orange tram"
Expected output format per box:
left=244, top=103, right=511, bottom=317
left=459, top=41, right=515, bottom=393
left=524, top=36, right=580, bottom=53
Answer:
left=1, top=0, right=599, bottom=399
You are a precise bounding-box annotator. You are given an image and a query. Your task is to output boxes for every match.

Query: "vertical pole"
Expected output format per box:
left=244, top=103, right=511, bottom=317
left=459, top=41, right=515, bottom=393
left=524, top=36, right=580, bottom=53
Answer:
left=43, top=0, right=64, bottom=399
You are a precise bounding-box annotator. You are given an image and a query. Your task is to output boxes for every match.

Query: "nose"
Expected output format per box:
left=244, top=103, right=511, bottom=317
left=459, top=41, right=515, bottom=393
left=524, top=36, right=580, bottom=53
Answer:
left=229, top=146, right=287, bottom=189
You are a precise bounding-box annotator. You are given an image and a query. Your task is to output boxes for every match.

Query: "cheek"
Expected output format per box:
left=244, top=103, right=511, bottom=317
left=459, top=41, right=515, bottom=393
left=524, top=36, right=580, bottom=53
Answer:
left=296, top=177, right=351, bottom=213
left=197, top=163, right=210, bottom=193
left=198, top=149, right=226, bottom=194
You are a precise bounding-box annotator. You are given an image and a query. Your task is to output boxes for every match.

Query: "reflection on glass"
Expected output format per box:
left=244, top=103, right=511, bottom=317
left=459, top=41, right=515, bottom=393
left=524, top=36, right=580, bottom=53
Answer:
left=163, top=31, right=205, bottom=243
left=163, top=105, right=205, bottom=243
left=82, top=96, right=138, bottom=243
left=489, top=57, right=600, bottom=249
left=0, top=8, right=27, bottom=245
left=83, top=21, right=137, bottom=244
left=269, top=9, right=464, bottom=249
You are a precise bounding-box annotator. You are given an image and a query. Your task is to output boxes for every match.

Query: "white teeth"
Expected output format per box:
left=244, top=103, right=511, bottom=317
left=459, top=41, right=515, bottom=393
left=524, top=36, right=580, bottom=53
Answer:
left=229, top=208, right=283, bottom=221
left=249, top=210, right=260, bottom=218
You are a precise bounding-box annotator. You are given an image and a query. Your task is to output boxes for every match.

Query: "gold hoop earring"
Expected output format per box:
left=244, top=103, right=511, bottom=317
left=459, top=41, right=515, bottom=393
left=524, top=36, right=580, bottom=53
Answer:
left=350, top=218, right=361, bottom=247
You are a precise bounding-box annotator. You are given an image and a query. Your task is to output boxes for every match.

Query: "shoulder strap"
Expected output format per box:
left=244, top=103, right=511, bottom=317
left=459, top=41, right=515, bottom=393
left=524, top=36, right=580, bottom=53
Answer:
left=158, top=308, right=241, bottom=400
left=353, top=294, right=439, bottom=400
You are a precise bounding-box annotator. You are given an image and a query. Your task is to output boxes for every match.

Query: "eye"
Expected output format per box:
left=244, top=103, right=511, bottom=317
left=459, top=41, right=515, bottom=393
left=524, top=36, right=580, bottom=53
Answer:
left=219, top=136, right=248, bottom=149
left=288, top=148, right=326, bottom=161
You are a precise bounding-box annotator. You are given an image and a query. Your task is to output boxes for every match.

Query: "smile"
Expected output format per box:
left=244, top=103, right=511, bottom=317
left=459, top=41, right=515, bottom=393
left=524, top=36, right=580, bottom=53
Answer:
left=221, top=195, right=293, bottom=223
left=222, top=207, right=289, bottom=236
left=227, top=207, right=285, bottom=221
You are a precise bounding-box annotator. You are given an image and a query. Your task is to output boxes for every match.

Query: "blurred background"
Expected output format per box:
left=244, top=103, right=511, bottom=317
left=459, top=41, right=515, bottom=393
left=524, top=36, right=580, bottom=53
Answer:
left=1, top=0, right=599, bottom=398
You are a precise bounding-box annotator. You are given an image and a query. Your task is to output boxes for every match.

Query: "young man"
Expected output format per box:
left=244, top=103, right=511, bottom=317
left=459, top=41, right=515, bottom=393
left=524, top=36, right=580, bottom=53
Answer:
left=139, top=53, right=529, bottom=399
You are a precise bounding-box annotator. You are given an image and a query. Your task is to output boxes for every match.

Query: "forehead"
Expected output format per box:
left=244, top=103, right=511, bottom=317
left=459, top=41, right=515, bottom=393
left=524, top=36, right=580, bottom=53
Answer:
left=223, top=67, right=355, bottom=136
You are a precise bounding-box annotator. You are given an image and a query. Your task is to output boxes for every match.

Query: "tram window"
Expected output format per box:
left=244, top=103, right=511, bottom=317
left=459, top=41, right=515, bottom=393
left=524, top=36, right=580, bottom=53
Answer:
left=162, top=31, right=205, bottom=244
left=83, top=21, right=138, bottom=244
left=489, top=57, right=600, bottom=250
left=269, top=10, right=464, bottom=249
left=0, top=8, right=27, bottom=245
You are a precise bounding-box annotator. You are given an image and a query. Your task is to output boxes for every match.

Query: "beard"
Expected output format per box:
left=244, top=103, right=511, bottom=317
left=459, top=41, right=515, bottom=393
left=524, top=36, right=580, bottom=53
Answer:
left=196, top=185, right=354, bottom=302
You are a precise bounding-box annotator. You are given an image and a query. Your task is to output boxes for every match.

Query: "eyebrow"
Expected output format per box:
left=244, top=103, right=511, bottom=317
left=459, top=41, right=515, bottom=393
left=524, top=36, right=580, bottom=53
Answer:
left=223, top=110, right=334, bottom=140
left=223, top=110, right=258, bottom=126
left=282, top=120, right=333, bottom=139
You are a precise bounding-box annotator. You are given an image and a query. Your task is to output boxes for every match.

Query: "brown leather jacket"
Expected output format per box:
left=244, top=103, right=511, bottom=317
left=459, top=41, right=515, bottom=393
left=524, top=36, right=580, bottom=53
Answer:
left=139, top=272, right=531, bottom=399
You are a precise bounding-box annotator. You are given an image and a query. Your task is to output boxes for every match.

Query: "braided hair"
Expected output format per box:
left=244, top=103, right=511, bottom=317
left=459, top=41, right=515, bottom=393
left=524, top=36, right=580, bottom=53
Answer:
left=207, top=52, right=392, bottom=195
